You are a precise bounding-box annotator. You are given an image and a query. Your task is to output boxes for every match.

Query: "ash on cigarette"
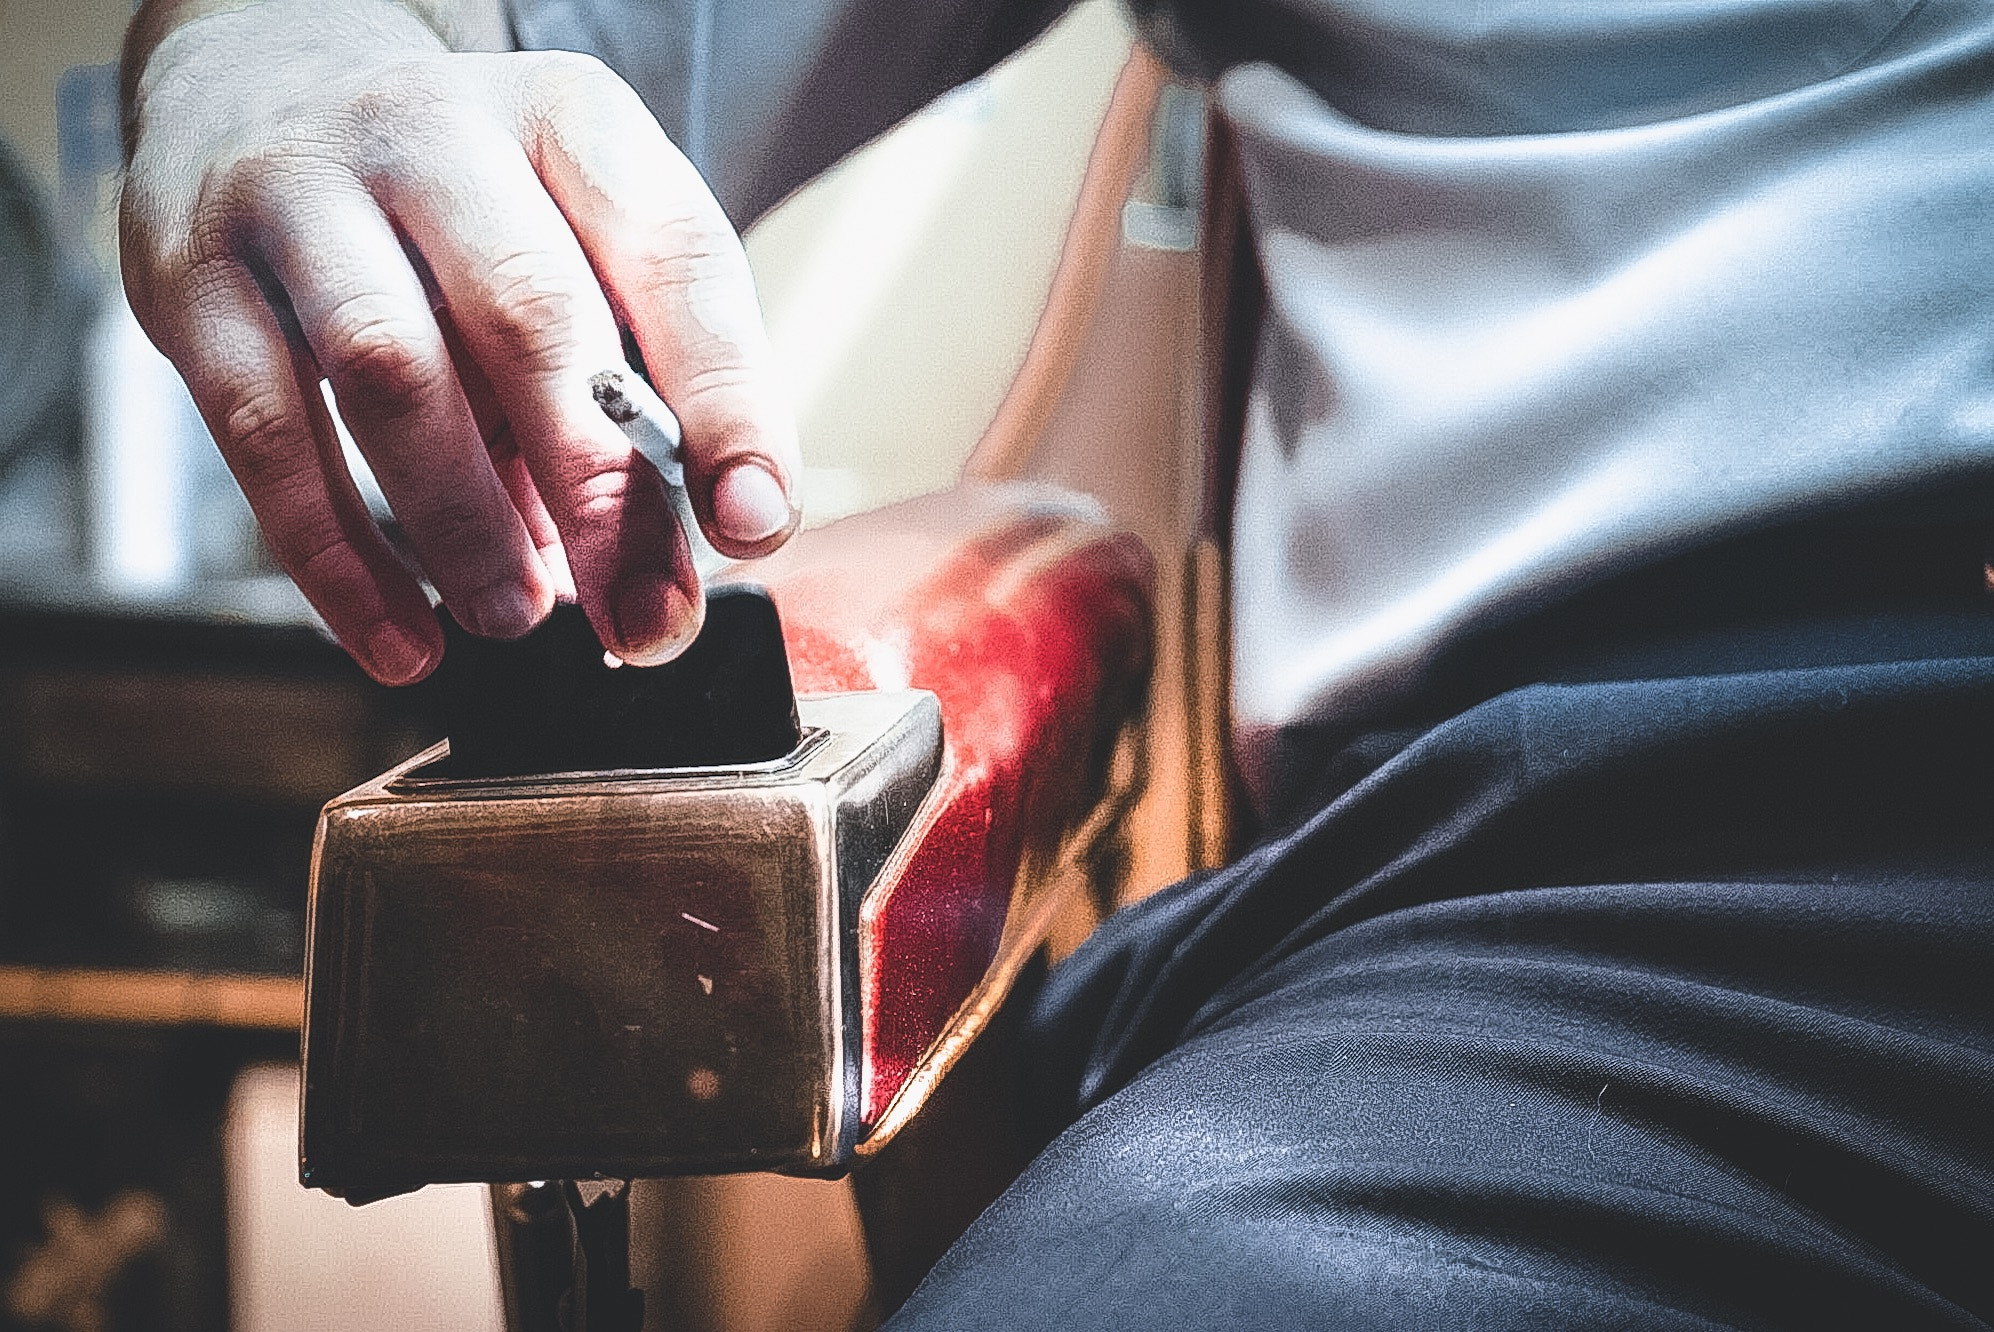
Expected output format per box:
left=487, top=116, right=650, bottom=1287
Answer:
left=589, top=370, right=639, bottom=423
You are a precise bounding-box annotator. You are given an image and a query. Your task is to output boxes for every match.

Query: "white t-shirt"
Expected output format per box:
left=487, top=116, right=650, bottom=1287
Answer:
left=510, top=0, right=1994, bottom=798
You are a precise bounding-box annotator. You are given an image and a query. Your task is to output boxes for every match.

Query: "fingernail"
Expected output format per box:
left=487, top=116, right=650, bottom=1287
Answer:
left=365, top=623, right=435, bottom=685
left=463, top=581, right=543, bottom=639
left=608, top=576, right=701, bottom=665
left=711, top=462, right=793, bottom=545
left=541, top=545, right=578, bottom=602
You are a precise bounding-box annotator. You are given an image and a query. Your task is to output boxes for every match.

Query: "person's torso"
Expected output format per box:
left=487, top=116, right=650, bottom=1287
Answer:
left=1180, top=0, right=1994, bottom=800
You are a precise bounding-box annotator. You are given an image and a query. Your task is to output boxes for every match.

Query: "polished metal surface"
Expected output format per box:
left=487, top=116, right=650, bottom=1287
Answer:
left=300, top=690, right=941, bottom=1199
left=388, top=728, right=832, bottom=794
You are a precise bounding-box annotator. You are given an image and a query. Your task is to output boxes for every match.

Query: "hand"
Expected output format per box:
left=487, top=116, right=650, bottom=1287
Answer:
left=120, top=0, right=800, bottom=682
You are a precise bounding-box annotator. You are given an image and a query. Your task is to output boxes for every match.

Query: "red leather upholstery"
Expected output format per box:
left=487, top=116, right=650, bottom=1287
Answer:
left=725, top=485, right=1153, bottom=1125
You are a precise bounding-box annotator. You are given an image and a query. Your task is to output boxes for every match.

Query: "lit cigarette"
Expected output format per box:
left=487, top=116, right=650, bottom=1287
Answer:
left=590, top=368, right=684, bottom=487
left=586, top=365, right=724, bottom=666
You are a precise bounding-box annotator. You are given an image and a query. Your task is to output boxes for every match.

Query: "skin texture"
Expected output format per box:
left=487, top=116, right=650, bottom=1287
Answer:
left=120, top=0, right=801, bottom=682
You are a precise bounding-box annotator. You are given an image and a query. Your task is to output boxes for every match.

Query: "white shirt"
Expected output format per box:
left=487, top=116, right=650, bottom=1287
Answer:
left=509, top=0, right=1994, bottom=800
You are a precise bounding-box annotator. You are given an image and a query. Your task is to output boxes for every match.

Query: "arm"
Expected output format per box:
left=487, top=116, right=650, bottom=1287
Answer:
left=120, top=0, right=802, bottom=681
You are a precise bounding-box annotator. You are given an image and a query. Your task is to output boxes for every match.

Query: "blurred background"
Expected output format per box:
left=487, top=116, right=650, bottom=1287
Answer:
left=0, top=2, right=1138, bottom=1327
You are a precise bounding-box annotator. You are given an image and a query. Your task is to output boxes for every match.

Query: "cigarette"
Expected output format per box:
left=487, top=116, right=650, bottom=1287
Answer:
left=587, top=364, right=727, bottom=599
left=590, top=368, right=684, bottom=487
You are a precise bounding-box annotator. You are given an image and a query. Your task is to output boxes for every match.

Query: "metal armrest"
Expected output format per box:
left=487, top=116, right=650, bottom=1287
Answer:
left=297, top=482, right=1151, bottom=1200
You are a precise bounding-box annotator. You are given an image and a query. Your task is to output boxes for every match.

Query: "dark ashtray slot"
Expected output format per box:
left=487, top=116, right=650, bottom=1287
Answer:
left=424, top=585, right=802, bottom=779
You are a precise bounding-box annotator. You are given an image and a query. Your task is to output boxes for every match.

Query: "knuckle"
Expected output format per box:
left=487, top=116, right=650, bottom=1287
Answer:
left=524, top=50, right=619, bottom=102
left=518, top=51, right=647, bottom=142
left=339, top=65, right=469, bottom=160
left=480, top=252, right=587, bottom=373
left=192, top=141, right=328, bottom=263
left=623, top=234, right=769, bottom=365
left=288, top=526, right=356, bottom=590
left=352, top=61, right=451, bottom=118
left=189, top=156, right=265, bottom=261
left=399, top=491, right=493, bottom=561
left=320, top=306, right=447, bottom=424
left=182, top=194, right=235, bottom=275
left=179, top=252, right=245, bottom=325
left=566, top=461, right=639, bottom=526
left=218, top=387, right=303, bottom=470
left=677, top=361, right=760, bottom=405
left=210, top=141, right=301, bottom=203
left=211, top=389, right=329, bottom=551
left=627, top=230, right=736, bottom=298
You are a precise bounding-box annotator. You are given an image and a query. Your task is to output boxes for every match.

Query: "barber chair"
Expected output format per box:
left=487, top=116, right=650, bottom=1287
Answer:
left=302, top=483, right=1153, bottom=1328
left=297, top=43, right=1247, bottom=1331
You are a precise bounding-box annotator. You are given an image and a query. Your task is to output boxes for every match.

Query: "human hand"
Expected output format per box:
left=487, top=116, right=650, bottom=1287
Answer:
left=120, top=0, right=800, bottom=682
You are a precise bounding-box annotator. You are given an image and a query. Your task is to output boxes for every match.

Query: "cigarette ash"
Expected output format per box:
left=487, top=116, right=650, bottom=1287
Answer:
left=589, top=370, right=640, bottom=424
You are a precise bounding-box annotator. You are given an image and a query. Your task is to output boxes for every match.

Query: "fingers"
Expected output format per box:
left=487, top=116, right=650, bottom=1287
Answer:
left=442, top=311, right=577, bottom=600
left=128, top=51, right=783, bottom=672
left=374, top=104, right=701, bottom=663
left=162, top=257, right=442, bottom=684
left=489, top=420, right=578, bottom=600
left=241, top=174, right=557, bottom=640
left=520, top=56, right=803, bottom=561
